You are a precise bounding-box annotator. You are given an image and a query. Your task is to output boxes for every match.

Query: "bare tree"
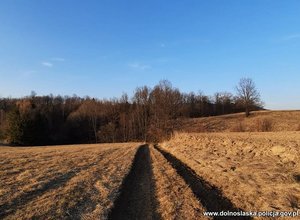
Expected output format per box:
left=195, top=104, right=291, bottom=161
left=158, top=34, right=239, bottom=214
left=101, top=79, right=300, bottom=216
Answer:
left=133, top=86, right=151, bottom=142
left=119, top=93, right=130, bottom=142
left=236, top=78, right=261, bottom=117
left=214, top=92, right=233, bottom=115
left=74, top=98, right=101, bottom=143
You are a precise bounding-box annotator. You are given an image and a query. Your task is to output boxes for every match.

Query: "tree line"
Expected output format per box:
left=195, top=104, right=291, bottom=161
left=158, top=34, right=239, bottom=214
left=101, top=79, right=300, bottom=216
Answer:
left=0, top=79, right=262, bottom=145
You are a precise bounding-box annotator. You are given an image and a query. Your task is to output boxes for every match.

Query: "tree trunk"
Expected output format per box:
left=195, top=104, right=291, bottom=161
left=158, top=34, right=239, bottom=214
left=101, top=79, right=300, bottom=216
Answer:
left=245, top=105, right=250, bottom=117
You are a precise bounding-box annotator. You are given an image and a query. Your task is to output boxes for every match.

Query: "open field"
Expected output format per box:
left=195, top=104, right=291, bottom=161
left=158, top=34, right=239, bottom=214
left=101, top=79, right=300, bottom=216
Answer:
left=1, top=142, right=242, bottom=219
left=0, top=143, right=216, bottom=220
left=1, top=130, right=300, bottom=219
left=176, top=110, right=300, bottom=132
left=161, top=132, right=300, bottom=218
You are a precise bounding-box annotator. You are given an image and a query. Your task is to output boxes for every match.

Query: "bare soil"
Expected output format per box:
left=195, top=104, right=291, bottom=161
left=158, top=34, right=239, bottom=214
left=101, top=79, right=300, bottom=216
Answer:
left=162, top=132, right=300, bottom=219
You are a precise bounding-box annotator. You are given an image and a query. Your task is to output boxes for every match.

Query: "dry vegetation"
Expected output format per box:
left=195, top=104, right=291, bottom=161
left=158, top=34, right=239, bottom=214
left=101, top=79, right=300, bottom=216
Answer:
left=150, top=146, right=209, bottom=219
left=177, top=110, right=300, bottom=133
left=0, top=143, right=140, bottom=219
left=161, top=132, right=300, bottom=217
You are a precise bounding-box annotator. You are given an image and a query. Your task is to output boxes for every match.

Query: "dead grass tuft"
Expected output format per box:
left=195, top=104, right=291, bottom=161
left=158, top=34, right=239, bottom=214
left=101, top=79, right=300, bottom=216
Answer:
left=253, top=117, right=273, bottom=132
left=230, top=122, right=245, bottom=132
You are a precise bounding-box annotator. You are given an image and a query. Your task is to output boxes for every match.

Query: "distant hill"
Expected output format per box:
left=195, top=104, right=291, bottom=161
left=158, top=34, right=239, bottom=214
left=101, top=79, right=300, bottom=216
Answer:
left=175, top=110, right=300, bottom=132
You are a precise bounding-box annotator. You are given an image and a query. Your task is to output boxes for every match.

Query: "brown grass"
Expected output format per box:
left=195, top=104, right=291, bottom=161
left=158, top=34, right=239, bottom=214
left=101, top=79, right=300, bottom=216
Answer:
left=230, top=121, right=245, bottom=132
left=253, top=117, right=273, bottom=132
left=177, top=110, right=300, bottom=132
left=162, top=132, right=300, bottom=217
left=150, top=146, right=210, bottom=219
left=0, top=143, right=141, bottom=219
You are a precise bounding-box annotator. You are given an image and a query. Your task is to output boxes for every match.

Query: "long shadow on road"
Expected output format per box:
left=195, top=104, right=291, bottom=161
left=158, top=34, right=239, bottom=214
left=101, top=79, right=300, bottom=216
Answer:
left=155, top=145, right=252, bottom=220
left=108, top=145, right=159, bottom=220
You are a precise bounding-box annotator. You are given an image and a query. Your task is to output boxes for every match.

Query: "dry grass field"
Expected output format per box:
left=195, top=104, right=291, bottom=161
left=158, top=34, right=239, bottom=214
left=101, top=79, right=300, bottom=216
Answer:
left=177, top=110, right=300, bottom=132
left=161, top=132, right=300, bottom=218
left=0, top=143, right=218, bottom=219
left=1, top=111, right=300, bottom=219
left=0, top=143, right=141, bottom=219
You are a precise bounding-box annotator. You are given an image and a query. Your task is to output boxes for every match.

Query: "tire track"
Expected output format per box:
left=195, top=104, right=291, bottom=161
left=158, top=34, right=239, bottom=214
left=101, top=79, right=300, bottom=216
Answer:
left=150, top=146, right=210, bottom=220
left=154, top=145, right=252, bottom=220
left=108, top=145, right=159, bottom=220
left=0, top=148, right=119, bottom=219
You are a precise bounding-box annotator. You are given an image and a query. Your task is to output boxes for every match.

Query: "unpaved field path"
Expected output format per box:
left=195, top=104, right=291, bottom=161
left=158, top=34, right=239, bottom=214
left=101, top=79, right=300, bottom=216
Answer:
left=108, top=145, right=157, bottom=220
left=109, top=144, right=251, bottom=220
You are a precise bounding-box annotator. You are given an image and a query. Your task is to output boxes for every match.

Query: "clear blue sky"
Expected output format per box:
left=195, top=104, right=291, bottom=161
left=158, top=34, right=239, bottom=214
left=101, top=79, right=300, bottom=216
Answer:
left=1, top=0, right=300, bottom=110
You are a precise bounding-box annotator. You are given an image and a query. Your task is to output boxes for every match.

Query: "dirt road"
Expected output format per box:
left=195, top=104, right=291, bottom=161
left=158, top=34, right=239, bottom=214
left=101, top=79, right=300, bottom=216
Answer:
left=108, top=144, right=251, bottom=220
left=108, top=145, right=157, bottom=220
